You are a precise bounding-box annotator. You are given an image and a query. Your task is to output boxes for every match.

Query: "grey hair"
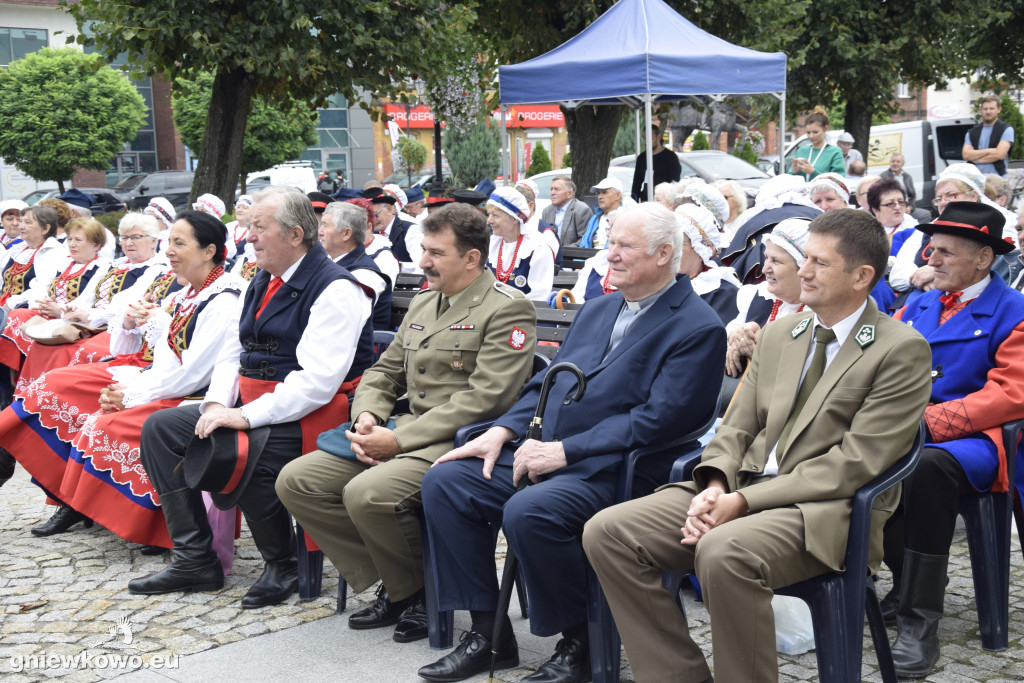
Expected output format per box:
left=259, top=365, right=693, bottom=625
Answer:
left=654, top=182, right=678, bottom=203
left=74, top=206, right=93, bottom=219
left=620, top=203, right=683, bottom=266
left=118, top=212, right=160, bottom=238
left=713, top=179, right=748, bottom=214
left=253, top=185, right=318, bottom=248
left=552, top=175, right=576, bottom=197
left=322, top=201, right=368, bottom=245
left=985, top=173, right=1010, bottom=201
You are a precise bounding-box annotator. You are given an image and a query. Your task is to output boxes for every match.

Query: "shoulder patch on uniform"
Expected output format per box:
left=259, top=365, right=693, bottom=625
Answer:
left=508, top=327, right=527, bottom=349
left=493, top=281, right=517, bottom=298
left=855, top=324, right=875, bottom=348
left=791, top=317, right=811, bottom=338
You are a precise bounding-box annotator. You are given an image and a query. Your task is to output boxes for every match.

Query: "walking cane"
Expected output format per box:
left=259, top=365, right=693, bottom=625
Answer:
left=485, top=361, right=587, bottom=682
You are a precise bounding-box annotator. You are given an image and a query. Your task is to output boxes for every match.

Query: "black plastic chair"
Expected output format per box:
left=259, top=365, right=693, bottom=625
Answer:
left=956, top=419, right=1023, bottom=652
left=663, top=421, right=926, bottom=683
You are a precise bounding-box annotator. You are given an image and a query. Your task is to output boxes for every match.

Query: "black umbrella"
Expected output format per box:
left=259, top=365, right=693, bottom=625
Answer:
left=486, top=362, right=587, bottom=682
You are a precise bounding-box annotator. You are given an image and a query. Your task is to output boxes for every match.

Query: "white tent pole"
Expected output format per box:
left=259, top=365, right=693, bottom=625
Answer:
left=500, top=105, right=508, bottom=187
left=635, top=108, right=642, bottom=155
left=778, top=94, right=785, bottom=169
left=645, top=96, right=654, bottom=202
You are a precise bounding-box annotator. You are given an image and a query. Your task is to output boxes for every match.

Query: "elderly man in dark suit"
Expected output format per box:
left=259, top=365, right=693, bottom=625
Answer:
left=417, top=202, right=726, bottom=683
left=540, top=175, right=593, bottom=247
left=880, top=153, right=917, bottom=206
left=584, top=209, right=932, bottom=682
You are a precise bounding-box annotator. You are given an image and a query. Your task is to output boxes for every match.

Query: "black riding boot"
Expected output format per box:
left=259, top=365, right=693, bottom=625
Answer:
left=0, top=447, right=15, bottom=487
left=127, top=489, right=224, bottom=594
left=891, top=550, right=948, bottom=678
left=241, top=510, right=298, bottom=609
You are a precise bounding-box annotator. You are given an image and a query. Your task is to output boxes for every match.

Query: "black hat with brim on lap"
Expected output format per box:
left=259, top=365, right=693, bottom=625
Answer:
left=916, top=201, right=1013, bottom=255
left=183, top=426, right=271, bottom=510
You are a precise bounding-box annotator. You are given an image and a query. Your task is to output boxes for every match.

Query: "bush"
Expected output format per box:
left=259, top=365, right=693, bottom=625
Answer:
left=526, top=142, right=552, bottom=177
left=612, top=119, right=636, bottom=157
left=692, top=131, right=710, bottom=151
left=95, top=210, right=126, bottom=235
left=733, top=138, right=759, bottom=166
left=561, top=150, right=572, bottom=168
left=998, top=95, right=1024, bottom=161
left=444, top=117, right=500, bottom=187
left=394, top=135, right=428, bottom=173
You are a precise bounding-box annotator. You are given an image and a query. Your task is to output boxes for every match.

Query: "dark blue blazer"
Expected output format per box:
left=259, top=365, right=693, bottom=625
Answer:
left=495, top=275, right=726, bottom=480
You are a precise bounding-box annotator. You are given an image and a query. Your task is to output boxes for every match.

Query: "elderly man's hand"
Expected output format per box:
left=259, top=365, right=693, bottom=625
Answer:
left=195, top=403, right=248, bottom=438
left=726, top=322, right=760, bottom=377
left=433, top=426, right=515, bottom=480
left=909, top=265, right=935, bottom=290
left=512, top=439, right=568, bottom=486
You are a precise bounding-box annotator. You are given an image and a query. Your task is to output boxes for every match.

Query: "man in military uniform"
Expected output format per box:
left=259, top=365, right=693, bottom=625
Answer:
left=277, top=203, right=537, bottom=644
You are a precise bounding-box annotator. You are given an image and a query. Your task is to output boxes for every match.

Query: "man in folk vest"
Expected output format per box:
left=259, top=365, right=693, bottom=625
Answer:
left=129, top=186, right=374, bottom=608
left=963, top=95, right=1014, bottom=177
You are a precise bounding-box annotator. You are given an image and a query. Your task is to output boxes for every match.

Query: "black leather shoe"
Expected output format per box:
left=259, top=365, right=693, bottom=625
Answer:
left=349, top=584, right=413, bottom=630
left=523, top=637, right=591, bottom=683
left=393, top=589, right=427, bottom=643
left=31, top=505, right=94, bottom=537
left=240, top=560, right=299, bottom=609
left=418, top=630, right=519, bottom=682
left=140, top=545, right=168, bottom=556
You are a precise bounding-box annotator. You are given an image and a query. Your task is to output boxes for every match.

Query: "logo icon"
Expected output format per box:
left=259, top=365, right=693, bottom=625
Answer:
left=109, top=616, right=133, bottom=645
left=508, top=327, right=527, bottom=350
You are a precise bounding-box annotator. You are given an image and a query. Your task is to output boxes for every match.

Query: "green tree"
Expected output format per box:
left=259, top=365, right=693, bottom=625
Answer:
left=963, top=2, right=1024, bottom=84
left=0, top=47, right=145, bottom=193
left=172, top=71, right=318, bottom=188
left=63, top=0, right=477, bottom=207
left=526, top=142, right=552, bottom=177
left=691, top=131, right=710, bottom=151
left=785, top=0, right=979, bottom=161
left=612, top=118, right=637, bottom=158
left=560, top=150, right=572, bottom=168
left=444, top=118, right=500, bottom=187
left=394, top=136, right=428, bottom=173
left=997, top=95, right=1024, bottom=161
left=733, top=138, right=758, bottom=165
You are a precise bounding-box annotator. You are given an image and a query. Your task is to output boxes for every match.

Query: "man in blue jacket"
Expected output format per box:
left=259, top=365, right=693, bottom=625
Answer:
left=417, top=202, right=726, bottom=683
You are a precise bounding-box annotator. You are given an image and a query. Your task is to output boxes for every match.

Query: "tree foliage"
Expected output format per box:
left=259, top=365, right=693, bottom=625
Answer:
left=964, top=1, right=1024, bottom=84
left=784, top=0, right=978, bottom=160
left=444, top=118, right=500, bottom=187
left=0, top=47, right=145, bottom=193
left=62, top=0, right=477, bottom=206
left=612, top=118, right=637, bottom=158
left=526, top=142, right=552, bottom=177
left=996, top=95, right=1024, bottom=161
left=691, top=131, right=710, bottom=151
left=172, top=71, right=317, bottom=179
left=394, top=136, right=428, bottom=174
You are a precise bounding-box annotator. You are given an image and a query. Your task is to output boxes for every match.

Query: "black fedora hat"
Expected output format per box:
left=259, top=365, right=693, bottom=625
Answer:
left=917, top=201, right=1013, bottom=255
left=183, top=426, right=271, bottom=510
left=362, top=187, right=396, bottom=205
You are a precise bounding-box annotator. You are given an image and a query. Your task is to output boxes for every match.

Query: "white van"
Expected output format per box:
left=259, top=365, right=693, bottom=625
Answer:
left=246, top=161, right=318, bottom=195
left=781, top=118, right=976, bottom=207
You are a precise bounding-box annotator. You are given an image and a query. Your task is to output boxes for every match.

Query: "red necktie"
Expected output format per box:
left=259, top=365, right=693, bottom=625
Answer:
left=256, top=277, right=283, bottom=319
left=939, top=291, right=962, bottom=310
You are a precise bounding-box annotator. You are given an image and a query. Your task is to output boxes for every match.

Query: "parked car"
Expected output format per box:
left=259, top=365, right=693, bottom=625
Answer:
left=528, top=166, right=635, bottom=214
left=112, top=171, right=195, bottom=212
left=383, top=163, right=454, bottom=192
left=245, top=162, right=317, bottom=195
left=609, top=150, right=771, bottom=204
left=23, top=188, right=127, bottom=215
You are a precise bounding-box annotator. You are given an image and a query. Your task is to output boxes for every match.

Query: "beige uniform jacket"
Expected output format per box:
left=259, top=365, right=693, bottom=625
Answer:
left=351, top=269, right=537, bottom=462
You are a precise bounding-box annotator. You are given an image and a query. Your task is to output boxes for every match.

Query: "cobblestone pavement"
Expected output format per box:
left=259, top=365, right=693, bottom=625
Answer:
left=1, top=466, right=1022, bottom=682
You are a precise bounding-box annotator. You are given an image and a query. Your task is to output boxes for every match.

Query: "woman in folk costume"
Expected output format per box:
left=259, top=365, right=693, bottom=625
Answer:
left=0, top=219, right=111, bottom=375
left=675, top=202, right=741, bottom=325
left=225, top=195, right=253, bottom=253
left=725, top=217, right=812, bottom=378
left=0, top=212, right=243, bottom=542
left=13, top=213, right=171, bottom=393
left=570, top=210, right=621, bottom=304
left=0, top=205, right=68, bottom=314
left=486, top=186, right=554, bottom=302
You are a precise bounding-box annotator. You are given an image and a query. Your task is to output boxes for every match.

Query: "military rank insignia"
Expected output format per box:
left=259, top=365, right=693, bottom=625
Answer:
left=855, top=324, right=875, bottom=348
left=791, top=318, right=810, bottom=338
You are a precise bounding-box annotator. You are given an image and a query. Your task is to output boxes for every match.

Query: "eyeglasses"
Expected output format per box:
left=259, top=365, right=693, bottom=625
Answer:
left=373, top=207, right=388, bottom=217
left=880, top=200, right=908, bottom=210
left=931, top=191, right=965, bottom=206
left=118, top=234, right=151, bottom=242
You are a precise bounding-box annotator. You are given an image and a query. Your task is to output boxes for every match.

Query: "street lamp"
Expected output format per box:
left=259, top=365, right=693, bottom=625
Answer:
left=412, top=78, right=444, bottom=198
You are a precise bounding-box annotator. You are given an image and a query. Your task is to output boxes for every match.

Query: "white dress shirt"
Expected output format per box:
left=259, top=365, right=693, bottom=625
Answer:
left=200, top=251, right=372, bottom=428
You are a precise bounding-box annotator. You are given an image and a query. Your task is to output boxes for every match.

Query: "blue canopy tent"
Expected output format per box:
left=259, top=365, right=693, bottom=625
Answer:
left=497, top=0, right=787, bottom=200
